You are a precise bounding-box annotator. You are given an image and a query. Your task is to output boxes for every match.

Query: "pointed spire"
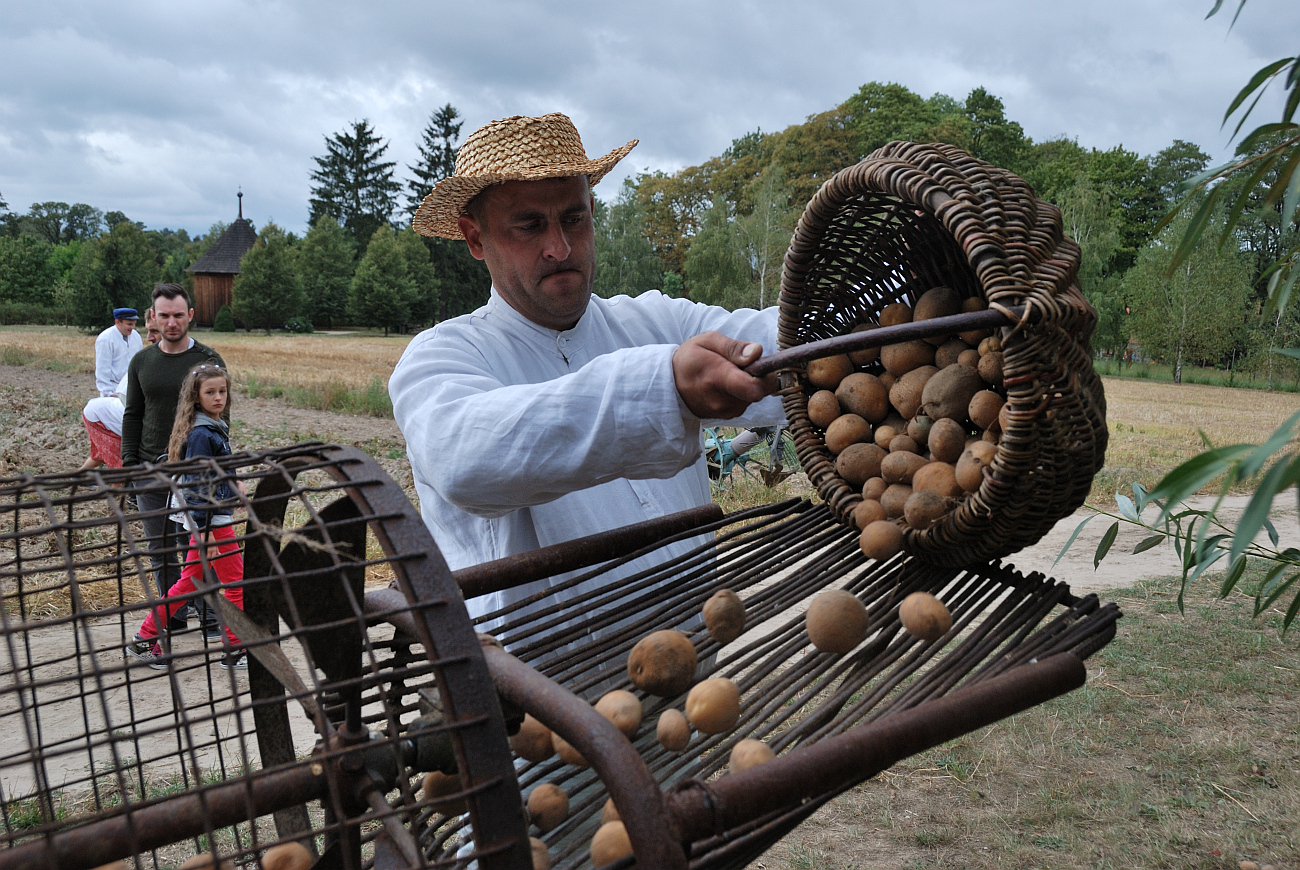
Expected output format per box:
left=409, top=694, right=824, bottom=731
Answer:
left=237, top=188, right=244, bottom=221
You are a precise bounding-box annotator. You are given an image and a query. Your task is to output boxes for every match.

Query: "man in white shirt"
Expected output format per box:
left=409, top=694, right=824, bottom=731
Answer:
left=391, top=113, right=783, bottom=626
left=93, top=308, right=143, bottom=397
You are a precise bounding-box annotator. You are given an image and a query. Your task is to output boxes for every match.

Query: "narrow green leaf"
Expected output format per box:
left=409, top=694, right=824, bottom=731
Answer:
left=1265, top=517, right=1280, bottom=547
left=1148, top=444, right=1254, bottom=517
left=1204, top=0, right=1225, bottom=19
left=1283, top=587, right=1300, bottom=634
left=1280, top=148, right=1300, bottom=227
left=1132, top=482, right=1148, bottom=513
left=1053, top=515, right=1095, bottom=568
left=1274, top=347, right=1300, bottom=360
left=1254, top=561, right=1291, bottom=615
left=1239, top=407, right=1300, bottom=478
left=1220, top=556, right=1248, bottom=597
left=1257, top=572, right=1300, bottom=616
left=1168, top=189, right=1221, bottom=273
left=1095, top=522, right=1119, bottom=570
left=1133, top=534, right=1165, bottom=554
left=1223, top=58, right=1294, bottom=127
left=1230, top=459, right=1292, bottom=566
left=1116, top=494, right=1139, bottom=522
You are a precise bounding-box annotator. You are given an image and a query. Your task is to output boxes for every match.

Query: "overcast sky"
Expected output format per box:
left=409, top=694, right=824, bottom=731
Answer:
left=1, top=1, right=1296, bottom=238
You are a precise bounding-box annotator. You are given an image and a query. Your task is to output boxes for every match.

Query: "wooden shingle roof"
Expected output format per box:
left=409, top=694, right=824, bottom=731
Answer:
left=187, top=218, right=257, bottom=275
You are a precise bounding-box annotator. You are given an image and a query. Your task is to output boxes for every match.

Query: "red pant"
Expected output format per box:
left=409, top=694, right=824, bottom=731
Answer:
left=138, top=524, right=244, bottom=645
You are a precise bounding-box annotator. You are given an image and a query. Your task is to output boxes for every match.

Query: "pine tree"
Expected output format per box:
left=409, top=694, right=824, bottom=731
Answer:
left=233, top=223, right=304, bottom=332
left=308, top=120, right=400, bottom=254
left=350, top=226, right=412, bottom=336
left=594, top=181, right=664, bottom=299
left=405, top=104, right=463, bottom=217
left=297, top=216, right=355, bottom=328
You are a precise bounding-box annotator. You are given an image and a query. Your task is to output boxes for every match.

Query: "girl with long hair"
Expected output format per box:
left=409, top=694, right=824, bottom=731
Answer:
left=125, top=363, right=247, bottom=670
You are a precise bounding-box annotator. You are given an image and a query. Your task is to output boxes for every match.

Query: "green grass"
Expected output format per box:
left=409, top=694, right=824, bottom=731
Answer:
left=1095, top=357, right=1300, bottom=392
left=243, top=372, right=393, bottom=417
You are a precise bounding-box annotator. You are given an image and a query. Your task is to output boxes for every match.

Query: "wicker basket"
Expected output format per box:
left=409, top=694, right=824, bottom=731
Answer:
left=778, top=141, right=1108, bottom=567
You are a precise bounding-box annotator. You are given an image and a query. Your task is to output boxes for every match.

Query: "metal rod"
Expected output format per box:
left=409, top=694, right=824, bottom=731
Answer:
left=0, top=766, right=327, bottom=870
left=479, top=645, right=689, bottom=870
left=664, top=652, right=1086, bottom=843
left=745, top=305, right=1030, bottom=378
left=454, top=503, right=724, bottom=599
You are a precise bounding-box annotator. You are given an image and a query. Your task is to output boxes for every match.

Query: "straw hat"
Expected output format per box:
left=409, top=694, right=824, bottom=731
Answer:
left=411, top=113, right=638, bottom=240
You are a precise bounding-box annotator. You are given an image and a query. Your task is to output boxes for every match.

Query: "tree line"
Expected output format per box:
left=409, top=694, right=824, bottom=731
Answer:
left=2, top=84, right=1296, bottom=384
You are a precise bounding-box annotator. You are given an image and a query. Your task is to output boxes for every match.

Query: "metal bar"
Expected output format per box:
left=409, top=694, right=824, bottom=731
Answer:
left=0, top=766, right=327, bottom=870
left=664, top=652, right=1086, bottom=843
left=454, top=503, right=724, bottom=600
left=745, top=305, right=1030, bottom=377
left=479, top=645, right=689, bottom=870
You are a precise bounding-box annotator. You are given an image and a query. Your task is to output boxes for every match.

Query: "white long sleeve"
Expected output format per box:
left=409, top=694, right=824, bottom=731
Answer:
left=94, top=327, right=142, bottom=396
left=390, top=289, right=783, bottom=588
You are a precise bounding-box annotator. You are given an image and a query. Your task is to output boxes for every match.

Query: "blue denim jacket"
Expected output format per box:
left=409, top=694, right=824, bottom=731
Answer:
left=171, top=413, right=237, bottom=532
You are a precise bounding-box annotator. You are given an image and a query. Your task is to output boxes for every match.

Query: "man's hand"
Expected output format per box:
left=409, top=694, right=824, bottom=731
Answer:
left=672, top=332, right=776, bottom=419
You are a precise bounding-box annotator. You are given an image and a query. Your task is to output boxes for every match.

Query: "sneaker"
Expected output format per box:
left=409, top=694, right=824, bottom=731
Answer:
left=204, top=623, right=224, bottom=641
left=220, top=652, right=248, bottom=671
left=124, top=636, right=166, bottom=670
left=166, top=604, right=191, bottom=632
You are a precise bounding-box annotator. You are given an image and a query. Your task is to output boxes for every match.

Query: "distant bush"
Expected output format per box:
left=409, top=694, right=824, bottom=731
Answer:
left=213, top=305, right=236, bottom=332
left=0, top=302, right=63, bottom=325
left=284, top=316, right=313, bottom=333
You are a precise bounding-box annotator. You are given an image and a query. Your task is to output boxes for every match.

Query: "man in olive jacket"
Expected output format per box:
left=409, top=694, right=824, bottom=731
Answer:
left=122, top=284, right=225, bottom=628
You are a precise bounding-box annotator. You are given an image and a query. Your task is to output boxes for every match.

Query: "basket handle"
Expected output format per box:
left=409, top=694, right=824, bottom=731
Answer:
left=745, top=304, right=1031, bottom=378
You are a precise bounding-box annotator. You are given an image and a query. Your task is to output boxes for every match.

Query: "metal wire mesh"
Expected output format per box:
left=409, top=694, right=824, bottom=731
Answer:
left=0, top=444, right=527, bottom=870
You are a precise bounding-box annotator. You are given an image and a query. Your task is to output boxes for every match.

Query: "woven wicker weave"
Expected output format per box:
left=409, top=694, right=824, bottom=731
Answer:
left=778, top=141, right=1108, bottom=567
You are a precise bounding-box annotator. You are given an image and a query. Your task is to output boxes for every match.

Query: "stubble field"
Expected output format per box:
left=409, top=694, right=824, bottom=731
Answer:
left=1, top=325, right=1298, bottom=869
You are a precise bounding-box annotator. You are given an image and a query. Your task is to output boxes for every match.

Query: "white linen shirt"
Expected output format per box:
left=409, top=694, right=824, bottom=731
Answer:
left=94, top=325, right=143, bottom=397
left=390, top=289, right=783, bottom=625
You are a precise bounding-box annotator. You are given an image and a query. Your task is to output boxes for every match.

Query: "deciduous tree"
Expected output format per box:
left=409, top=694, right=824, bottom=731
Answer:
left=233, top=223, right=304, bottom=332
left=395, top=227, right=440, bottom=326
left=594, top=181, right=664, bottom=299
left=684, top=199, right=750, bottom=309
left=350, top=226, right=411, bottom=336
left=70, top=221, right=157, bottom=329
left=297, top=216, right=355, bottom=328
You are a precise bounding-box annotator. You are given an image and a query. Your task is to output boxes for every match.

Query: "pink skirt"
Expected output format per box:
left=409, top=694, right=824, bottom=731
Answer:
left=83, top=416, right=123, bottom=468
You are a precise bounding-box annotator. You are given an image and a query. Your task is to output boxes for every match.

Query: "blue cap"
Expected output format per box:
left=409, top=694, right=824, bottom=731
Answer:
left=113, top=308, right=139, bottom=321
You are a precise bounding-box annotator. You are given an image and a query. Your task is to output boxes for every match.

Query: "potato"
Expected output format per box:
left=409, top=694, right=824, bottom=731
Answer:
left=888, top=434, right=920, bottom=454
left=807, top=354, right=853, bottom=390
left=859, top=519, right=905, bottom=561
left=873, top=424, right=900, bottom=449
left=998, top=399, right=1011, bottom=433
left=934, top=338, right=970, bottom=368
left=847, top=323, right=881, bottom=366
left=656, top=708, right=691, bottom=751
left=510, top=714, right=555, bottom=762
left=899, top=591, right=953, bottom=641
left=825, top=414, right=871, bottom=455
left=806, top=589, right=869, bottom=653
left=881, top=451, right=927, bottom=485
left=968, top=390, right=1004, bottom=431
left=978, top=351, right=1004, bottom=387
left=836, top=442, right=887, bottom=487
left=906, top=414, right=934, bottom=443
left=862, top=476, right=888, bottom=501
left=627, top=630, right=697, bottom=697
left=422, top=770, right=468, bottom=815
left=685, top=678, right=741, bottom=734
left=927, top=418, right=967, bottom=464
left=595, top=690, right=643, bottom=739
left=920, top=364, right=982, bottom=423
left=262, top=843, right=312, bottom=870
left=730, top=738, right=776, bottom=774
left=978, top=335, right=1002, bottom=356
left=913, top=286, right=962, bottom=345
left=590, top=822, right=633, bottom=868
left=879, top=302, right=913, bottom=327
left=904, top=489, right=949, bottom=530
left=880, top=483, right=912, bottom=518
left=551, top=730, right=588, bottom=768
left=601, top=798, right=621, bottom=824
left=889, top=364, right=940, bottom=419
left=527, top=783, right=569, bottom=833
left=911, top=461, right=962, bottom=499
left=852, top=498, right=886, bottom=529
left=878, top=371, right=896, bottom=392
left=881, top=340, right=936, bottom=377
left=530, top=837, right=552, bottom=870
left=955, top=442, right=996, bottom=492
left=807, top=390, right=841, bottom=429
left=957, top=348, right=981, bottom=368
left=703, top=589, right=746, bottom=645
left=958, top=297, right=990, bottom=345
left=836, top=372, right=890, bottom=423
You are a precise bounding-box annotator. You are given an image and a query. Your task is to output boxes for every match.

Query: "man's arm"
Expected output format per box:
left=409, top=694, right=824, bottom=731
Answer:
left=120, top=356, right=145, bottom=466
left=94, top=331, right=116, bottom=397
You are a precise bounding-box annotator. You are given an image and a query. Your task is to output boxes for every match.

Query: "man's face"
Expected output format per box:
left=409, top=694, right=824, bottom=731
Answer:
left=114, top=318, right=137, bottom=337
left=459, top=175, right=596, bottom=331
left=152, top=295, right=192, bottom=344
left=146, top=325, right=162, bottom=344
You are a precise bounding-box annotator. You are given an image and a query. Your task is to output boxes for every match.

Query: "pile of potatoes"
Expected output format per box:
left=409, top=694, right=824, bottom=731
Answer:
left=803, top=287, right=1008, bottom=561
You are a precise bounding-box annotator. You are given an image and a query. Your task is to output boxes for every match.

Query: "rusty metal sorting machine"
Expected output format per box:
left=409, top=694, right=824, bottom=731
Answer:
left=0, top=144, right=1117, bottom=869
